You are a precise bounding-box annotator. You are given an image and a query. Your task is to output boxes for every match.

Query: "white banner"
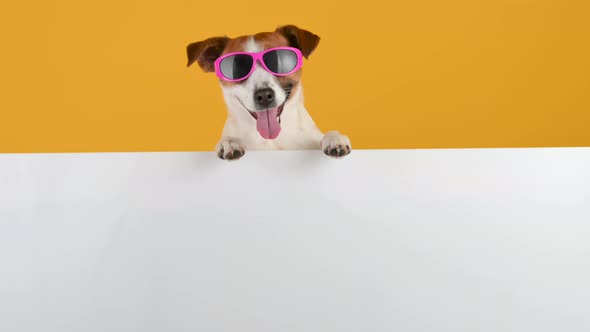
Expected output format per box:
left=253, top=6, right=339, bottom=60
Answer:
left=1, top=149, right=590, bottom=332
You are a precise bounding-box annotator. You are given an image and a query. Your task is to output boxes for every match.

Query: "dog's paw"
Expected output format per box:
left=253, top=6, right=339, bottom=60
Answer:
left=216, top=137, right=246, bottom=161
left=321, top=131, right=351, bottom=158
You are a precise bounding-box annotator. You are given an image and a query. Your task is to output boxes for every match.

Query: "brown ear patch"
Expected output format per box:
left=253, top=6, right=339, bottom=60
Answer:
left=275, top=25, right=320, bottom=59
left=186, top=36, right=230, bottom=72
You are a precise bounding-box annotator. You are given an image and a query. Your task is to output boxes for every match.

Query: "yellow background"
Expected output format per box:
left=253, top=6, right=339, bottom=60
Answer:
left=1, top=0, right=589, bottom=152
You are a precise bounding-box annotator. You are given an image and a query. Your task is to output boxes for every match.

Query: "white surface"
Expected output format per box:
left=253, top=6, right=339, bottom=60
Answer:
left=1, top=148, right=590, bottom=332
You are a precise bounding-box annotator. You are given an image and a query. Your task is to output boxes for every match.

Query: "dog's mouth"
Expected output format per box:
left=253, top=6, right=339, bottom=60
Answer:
left=248, top=103, right=284, bottom=140
left=236, top=85, right=292, bottom=140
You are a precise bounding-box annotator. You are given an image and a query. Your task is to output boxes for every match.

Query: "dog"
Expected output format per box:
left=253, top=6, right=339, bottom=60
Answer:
left=186, top=25, right=351, bottom=160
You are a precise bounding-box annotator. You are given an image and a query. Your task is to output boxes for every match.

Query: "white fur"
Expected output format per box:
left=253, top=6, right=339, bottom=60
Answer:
left=216, top=38, right=351, bottom=158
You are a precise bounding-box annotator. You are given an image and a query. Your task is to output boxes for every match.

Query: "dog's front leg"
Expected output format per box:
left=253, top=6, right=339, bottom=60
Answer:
left=321, top=131, right=352, bottom=158
left=215, top=137, right=246, bottom=160
left=215, top=118, right=247, bottom=160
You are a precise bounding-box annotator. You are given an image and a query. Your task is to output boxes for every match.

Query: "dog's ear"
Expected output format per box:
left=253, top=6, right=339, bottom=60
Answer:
left=275, top=25, right=320, bottom=59
left=186, top=36, right=230, bottom=72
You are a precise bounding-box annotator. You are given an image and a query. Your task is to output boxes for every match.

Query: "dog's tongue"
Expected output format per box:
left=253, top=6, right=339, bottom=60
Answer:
left=256, top=107, right=281, bottom=139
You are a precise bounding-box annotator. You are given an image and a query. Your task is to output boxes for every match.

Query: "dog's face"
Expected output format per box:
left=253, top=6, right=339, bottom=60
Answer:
left=186, top=25, right=320, bottom=139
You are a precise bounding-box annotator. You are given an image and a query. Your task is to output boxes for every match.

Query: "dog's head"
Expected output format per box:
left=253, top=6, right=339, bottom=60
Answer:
left=186, top=25, right=320, bottom=139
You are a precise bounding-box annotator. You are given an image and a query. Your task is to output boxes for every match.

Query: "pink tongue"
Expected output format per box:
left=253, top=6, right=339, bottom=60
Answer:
left=255, top=107, right=281, bottom=139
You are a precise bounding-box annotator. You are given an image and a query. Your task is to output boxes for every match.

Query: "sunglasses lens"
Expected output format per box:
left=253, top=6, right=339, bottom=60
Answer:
left=219, top=54, right=254, bottom=80
left=262, top=49, right=299, bottom=74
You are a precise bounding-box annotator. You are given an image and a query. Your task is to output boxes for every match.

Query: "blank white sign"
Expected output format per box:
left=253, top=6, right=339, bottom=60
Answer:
left=1, top=148, right=589, bottom=332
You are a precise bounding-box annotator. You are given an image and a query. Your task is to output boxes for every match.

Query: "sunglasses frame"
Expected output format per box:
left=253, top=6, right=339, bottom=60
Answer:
left=214, top=46, right=304, bottom=82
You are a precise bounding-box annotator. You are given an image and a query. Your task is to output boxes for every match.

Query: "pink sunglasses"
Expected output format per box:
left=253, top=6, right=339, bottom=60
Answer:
left=214, top=46, right=304, bottom=82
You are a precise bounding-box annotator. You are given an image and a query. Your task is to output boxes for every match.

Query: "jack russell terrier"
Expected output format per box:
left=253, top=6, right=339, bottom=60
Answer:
left=186, top=25, right=352, bottom=160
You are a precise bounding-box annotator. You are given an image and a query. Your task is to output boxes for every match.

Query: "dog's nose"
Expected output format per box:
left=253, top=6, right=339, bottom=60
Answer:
left=254, top=88, right=275, bottom=108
